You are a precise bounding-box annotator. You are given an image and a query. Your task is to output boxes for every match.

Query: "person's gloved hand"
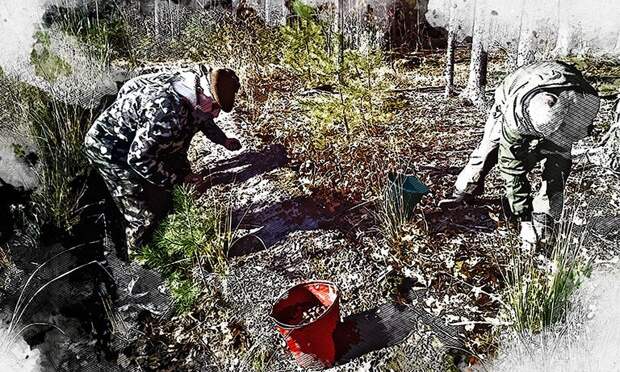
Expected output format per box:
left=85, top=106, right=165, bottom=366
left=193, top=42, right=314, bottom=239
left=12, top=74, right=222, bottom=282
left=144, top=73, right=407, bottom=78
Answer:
left=520, top=221, right=539, bottom=250
left=223, top=138, right=242, bottom=151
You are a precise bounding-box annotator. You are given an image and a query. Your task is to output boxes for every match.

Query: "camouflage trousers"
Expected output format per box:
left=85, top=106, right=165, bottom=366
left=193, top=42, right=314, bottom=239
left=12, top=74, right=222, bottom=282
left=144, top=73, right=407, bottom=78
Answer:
left=87, top=155, right=172, bottom=256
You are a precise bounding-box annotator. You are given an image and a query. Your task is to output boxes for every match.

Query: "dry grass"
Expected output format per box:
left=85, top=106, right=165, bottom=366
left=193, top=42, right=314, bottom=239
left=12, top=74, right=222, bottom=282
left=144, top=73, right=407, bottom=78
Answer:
left=502, top=206, right=593, bottom=333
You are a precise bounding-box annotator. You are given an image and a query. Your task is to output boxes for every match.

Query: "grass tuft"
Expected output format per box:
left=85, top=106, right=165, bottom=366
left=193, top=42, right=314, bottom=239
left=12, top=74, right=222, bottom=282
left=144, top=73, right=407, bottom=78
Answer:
left=376, top=175, right=413, bottom=249
left=502, top=207, right=592, bottom=333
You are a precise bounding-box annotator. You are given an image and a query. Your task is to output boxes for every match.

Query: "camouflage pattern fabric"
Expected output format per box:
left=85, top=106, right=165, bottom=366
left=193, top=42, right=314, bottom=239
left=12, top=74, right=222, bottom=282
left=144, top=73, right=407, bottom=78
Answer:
left=84, top=69, right=229, bottom=253
left=86, top=154, right=158, bottom=253
left=455, top=61, right=599, bottom=222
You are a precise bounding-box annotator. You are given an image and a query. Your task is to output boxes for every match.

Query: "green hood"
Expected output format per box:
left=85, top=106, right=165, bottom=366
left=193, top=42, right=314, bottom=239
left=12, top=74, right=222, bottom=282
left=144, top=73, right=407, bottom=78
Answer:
left=495, top=61, right=597, bottom=138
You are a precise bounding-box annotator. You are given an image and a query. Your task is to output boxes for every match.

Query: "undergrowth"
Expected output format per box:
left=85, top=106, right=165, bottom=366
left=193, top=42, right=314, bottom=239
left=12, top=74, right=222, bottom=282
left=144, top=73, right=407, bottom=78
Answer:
left=502, top=207, right=593, bottom=333
left=5, top=79, right=94, bottom=231
left=30, top=31, right=73, bottom=82
left=50, top=2, right=132, bottom=64
left=137, top=185, right=231, bottom=313
left=282, top=1, right=398, bottom=148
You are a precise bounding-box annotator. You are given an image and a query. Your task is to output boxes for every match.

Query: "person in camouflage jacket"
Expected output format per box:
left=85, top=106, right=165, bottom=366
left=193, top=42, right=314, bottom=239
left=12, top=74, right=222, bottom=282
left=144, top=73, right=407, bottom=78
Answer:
left=84, top=65, right=242, bottom=256
left=440, top=61, right=600, bottom=249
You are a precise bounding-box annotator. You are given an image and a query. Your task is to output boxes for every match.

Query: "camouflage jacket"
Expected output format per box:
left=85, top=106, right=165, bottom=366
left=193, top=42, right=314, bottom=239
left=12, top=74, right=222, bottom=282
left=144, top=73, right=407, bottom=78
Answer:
left=84, top=70, right=228, bottom=187
left=494, top=61, right=598, bottom=218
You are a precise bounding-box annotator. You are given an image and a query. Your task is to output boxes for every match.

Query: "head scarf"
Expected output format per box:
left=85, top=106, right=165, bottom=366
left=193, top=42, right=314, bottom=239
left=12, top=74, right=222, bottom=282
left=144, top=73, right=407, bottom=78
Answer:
left=171, top=67, right=221, bottom=117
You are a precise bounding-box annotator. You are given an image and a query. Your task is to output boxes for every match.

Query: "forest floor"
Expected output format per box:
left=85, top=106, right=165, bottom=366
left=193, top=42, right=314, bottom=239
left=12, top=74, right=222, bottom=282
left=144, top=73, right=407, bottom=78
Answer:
left=120, top=51, right=620, bottom=371
left=1, top=45, right=619, bottom=372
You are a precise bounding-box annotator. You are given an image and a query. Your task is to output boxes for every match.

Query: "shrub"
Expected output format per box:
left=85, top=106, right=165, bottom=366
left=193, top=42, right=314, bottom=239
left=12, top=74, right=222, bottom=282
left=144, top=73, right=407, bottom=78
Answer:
left=30, top=31, right=73, bottom=82
left=166, top=272, right=201, bottom=314
left=282, top=1, right=397, bottom=148
left=137, top=185, right=231, bottom=312
left=300, top=51, right=396, bottom=148
left=127, top=6, right=282, bottom=68
left=281, top=2, right=336, bottom=88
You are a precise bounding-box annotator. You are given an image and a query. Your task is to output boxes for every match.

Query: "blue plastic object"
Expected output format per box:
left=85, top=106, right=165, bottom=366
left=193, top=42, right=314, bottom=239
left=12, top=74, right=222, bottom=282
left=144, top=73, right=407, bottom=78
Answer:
left=387, top=173, right=430, bottom=217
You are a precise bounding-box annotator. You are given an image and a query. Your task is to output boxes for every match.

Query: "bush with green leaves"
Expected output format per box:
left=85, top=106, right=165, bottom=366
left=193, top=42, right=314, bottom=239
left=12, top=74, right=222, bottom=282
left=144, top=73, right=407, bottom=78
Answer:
left=30, top=31, right=73, bottom=82
left=137, top=185, right=231, bottom=313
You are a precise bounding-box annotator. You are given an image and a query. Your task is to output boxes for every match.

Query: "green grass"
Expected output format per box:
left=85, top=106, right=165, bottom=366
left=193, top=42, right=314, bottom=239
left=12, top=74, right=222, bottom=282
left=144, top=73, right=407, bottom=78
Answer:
left=11, top=82, right=94, bottom=231
left=54, top=5, right=132, bottom=63
left=502, top=208, right=592, bottom=333
left=375, top=175, right=414, bottom=249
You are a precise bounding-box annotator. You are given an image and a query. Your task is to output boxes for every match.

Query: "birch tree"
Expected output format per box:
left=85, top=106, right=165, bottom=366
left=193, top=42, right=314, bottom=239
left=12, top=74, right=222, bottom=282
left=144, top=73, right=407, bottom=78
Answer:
left=460, top=0, right=488, bottom=108
left=444, top=0, right=457, bottom=97
left=515, top=0, right=536, bottom=66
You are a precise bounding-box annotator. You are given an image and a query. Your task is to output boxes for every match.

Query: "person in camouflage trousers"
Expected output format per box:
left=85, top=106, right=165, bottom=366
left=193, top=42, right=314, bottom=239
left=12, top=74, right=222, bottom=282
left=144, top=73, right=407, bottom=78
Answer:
left=84, top=65, right=242, bottom=256
left=440, top=61, right=600, bottom=249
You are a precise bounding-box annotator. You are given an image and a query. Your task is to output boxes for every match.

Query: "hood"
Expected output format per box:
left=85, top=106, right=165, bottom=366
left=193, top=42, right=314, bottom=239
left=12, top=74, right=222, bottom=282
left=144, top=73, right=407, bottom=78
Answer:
left=495, top=61, right=597, bottom=138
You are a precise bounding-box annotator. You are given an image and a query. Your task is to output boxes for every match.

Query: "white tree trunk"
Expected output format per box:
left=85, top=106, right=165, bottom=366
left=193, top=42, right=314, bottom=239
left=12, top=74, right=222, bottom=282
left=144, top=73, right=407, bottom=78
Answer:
left=517, top=34, right=536, bottom=66
left=460, top=0, right=488, bottom=108
left=154, top=0, right=159, bottom=38
left=554, top=0, right=573, bottom=56
left=515, top=0, right=536, bottom=66
left=444, top=0, right=457, bottom=97
left=517, top=0, right=534, bottom=67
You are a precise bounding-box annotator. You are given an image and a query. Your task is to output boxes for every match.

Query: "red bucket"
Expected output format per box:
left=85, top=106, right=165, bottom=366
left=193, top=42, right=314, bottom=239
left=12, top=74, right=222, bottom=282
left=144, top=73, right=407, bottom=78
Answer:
left=270, top=281, right=340, bottom=369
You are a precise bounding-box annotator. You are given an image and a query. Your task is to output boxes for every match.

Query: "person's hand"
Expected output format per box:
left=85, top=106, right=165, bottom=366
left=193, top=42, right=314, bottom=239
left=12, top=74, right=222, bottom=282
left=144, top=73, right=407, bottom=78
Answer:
left=223, top=138, right=242, bottom=151
left=520, top=221, right=538, bottom=251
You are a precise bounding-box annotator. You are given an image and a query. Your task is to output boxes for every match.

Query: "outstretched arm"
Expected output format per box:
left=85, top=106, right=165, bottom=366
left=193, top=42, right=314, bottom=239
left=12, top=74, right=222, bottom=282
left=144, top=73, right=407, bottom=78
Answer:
left=199, top=115, right=228, bottom=146
left=498, top=131, right=536, bottom=221
left=195, top=112, right=242, bottom=151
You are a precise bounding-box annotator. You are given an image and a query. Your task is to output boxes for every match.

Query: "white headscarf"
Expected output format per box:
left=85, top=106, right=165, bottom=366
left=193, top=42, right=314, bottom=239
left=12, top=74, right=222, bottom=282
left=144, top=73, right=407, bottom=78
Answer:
left=171, top=68, right=221, bottom=117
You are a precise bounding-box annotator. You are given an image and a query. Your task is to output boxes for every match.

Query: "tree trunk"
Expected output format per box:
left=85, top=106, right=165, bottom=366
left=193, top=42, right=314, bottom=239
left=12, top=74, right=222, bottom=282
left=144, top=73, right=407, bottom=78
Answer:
left=444, top=0, right=457, bottom=97
left=517, top=33, right=536, bottom=66
left=553, top=0, right=572, bottom=56
left=154, top=0, right=159, bottom=38
left=337, top=0, right=344, bottom=63
left=460, top=0, right=488, bottom=108
left=515, top=0, right=534, bottom=66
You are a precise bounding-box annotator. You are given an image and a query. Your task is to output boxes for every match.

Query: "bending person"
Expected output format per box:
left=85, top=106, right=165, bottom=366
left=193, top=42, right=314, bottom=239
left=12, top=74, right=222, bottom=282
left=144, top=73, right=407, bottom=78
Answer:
left=440, top=61, right=600, bottom=249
